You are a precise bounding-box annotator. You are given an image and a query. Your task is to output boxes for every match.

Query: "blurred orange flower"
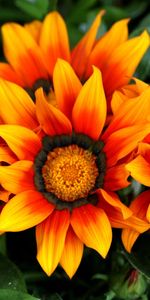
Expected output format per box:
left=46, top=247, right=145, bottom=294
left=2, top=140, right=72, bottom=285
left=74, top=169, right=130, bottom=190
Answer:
left=0, top=11, right=149, bottom=112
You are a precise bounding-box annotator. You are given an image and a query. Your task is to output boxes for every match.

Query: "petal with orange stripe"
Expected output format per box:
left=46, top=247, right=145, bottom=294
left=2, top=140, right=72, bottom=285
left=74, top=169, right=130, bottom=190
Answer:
left=53, top=59, right=82, bottom=119
left=0, top=63, right=23, bottom=85
left=0, top=160, right=35, bottom=194
left=126, top=155, right=150, bottom=186
left=103, top=31, right=150, bottom=96
left=0, top=190, right=10, bottom=202
left=60, top=226, right=83, bottom=278
left=122, top=229, right=139, bottom=253
left=99, top=189, right=132, bottom=219
left=72, top=67, right=106, bottom=140
left=122, top=190, right=150, bottom=252
left=39, top=11, right=70, bottom=76
left=0, top=125, right=41, bottom=161
left=71, top=11, right=104, bottom=79
left=104, top=164, right=130, bottom=191
left=0, top=190, right=54, bottom=231
left=138, top=142, right=150, bottom=162
left=71, top=204, right=112, bottom=258
left=103, top=86, right=150, bottom=139
left=36, top=88, right=72, bottom=136
left=111, top=90, right=127, bottom=114
left=0, top=146, right=16, bottom=164
left=24, top=20, right=42, bottom=42
left=104, top=124, right=150, bottom=167
left=36, top=209, right=70, bottom=276
left=0, top=79, right=37, bottom=129
left=100, top=200, right=149, bottom=233
left=2, top=23, right=48, bottom=86
left=86, top=18, right=129, bottom=77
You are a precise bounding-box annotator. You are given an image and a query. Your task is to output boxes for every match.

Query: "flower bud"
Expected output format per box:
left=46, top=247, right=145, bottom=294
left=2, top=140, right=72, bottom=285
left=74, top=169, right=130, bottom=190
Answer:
left=110, top=268, right=147, bottom=299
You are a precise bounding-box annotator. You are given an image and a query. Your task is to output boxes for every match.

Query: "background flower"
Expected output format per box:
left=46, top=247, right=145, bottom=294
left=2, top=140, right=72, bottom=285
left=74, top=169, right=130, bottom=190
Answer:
left=0, top=11, right=149, bottom=113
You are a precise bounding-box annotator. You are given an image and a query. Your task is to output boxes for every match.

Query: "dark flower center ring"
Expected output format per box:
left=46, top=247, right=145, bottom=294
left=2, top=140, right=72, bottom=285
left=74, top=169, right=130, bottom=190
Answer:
left=34, top=133, right=106, bottom=210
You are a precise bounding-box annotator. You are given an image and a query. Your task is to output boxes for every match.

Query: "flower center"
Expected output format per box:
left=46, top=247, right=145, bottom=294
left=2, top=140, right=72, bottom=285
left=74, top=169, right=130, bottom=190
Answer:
left=42, top=145, right=99, bottom=202
left=24, top=78, right=52, bottom=101
left=34, top=133, right=106, bottom=210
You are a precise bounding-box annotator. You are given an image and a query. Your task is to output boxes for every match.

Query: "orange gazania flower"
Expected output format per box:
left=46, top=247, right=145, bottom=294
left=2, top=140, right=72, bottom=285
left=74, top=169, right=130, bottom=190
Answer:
left=0, top=11, right=149, bottom=111
left=0, top=60, right=149, bottom=278
left=110, top=82, right=150, bottom=253
left=110, top=78, right=150, bottom=186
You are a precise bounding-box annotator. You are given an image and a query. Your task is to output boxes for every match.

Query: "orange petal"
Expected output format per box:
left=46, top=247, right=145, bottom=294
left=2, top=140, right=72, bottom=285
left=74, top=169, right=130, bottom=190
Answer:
left=2, top=23, right=48, bottom=87
left=122, top=229, right=140, bottom=252
left=0, top=160, right=35, bottom=194
left=86, top=18, right=129, bottom=77
left=36, top=209, right=70, bottom=276
left=100, top=202, right=150, bottom=233
left=72, top=67, right=106, bottom=140
left=0, top=190, right=54, bottom=231
left=0, top=79, right=38, bottom=129
left=138, top=142, right=150, bottom=162
left=146, top=204, right=150, bottom=222
left=104, top=164, right=130, bottom=191
left=53, top=59, right=82, bottom=119
left=35, top=88, right=72, bottom=135
left=0, top=146, right=16, bottom=164
left=71, top=11, right=104, bottom=79
left=99, top=189, right=132, bottom=219
left=121, top=84, right=140, bottom=98
left=71, top=204, right=112, bottom=258
left=0, top=63, right=23, bottom=85
left=60, top=226, right=83, bottom=278
left=122, top=190, right=150, bottom=252
left=126, top=155, right=150, bottom=186
left=128, top=190, right=150, bottom=219
left=111, top=90, right=126, bottom=114
left=0, top=125, right=41, bottom=161
left=104, top=124, right=150, bottom=167
left=24, top=20, right=42, bottom=42
left=104, top=86, right=150, bottom=139
left=39, top=11, right=70, bottom=76
left=0, top=190, right=11, bottom=202
left=103, top=31, right=150, bottom=96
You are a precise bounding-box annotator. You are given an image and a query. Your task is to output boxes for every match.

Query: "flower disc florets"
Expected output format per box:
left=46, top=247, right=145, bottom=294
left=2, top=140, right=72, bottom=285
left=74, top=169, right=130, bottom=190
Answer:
left=34, top=133, right=106, bottom=210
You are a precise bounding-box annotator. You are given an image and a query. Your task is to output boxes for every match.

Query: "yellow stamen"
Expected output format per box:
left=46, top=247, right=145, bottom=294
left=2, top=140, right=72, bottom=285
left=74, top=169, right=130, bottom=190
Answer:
left=42, top=145, right=98, bottom=202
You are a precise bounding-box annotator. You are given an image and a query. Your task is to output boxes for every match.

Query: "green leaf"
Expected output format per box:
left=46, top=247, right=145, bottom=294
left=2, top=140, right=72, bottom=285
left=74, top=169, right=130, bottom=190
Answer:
left=67, top=0, right=97, bottom=23
left=122, top=234, right=150, bottom=280
left=0, top=253, right=26, bottom=292
left=0, top=7, right=31, bottom=22
left=0, top=289, right=39, bottom=300
left=15, top=0, right=49, bottom=19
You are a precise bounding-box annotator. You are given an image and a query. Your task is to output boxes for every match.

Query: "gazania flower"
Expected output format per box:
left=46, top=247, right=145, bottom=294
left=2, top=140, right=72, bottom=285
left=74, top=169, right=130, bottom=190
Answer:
left=111, top=77, right=150, bottom=187
left=109, top=80, right=150, bottom=254
left=0, top=60, right=149, bottom=278
left=0, top=11, right=149, bottom=111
